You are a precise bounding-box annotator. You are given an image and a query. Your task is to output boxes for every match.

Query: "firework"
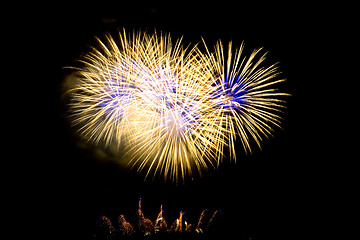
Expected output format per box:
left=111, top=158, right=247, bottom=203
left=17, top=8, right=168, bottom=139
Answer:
left=199, top=40, right=290, bottom=160
left=68, top=30, right=226, bottom=183
left=67, top=29, right=288, bottom=182
left=118, top=215, right=135, bottom=236
left=94, top=198, right=222, bottom=239
left=154, top=205, right=168, bottom=232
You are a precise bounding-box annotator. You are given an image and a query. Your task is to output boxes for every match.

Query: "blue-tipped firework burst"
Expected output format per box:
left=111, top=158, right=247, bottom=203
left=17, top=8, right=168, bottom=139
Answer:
left=66, top=29, right=289, bottom=183
left=202, top=40, right=289, bottom=159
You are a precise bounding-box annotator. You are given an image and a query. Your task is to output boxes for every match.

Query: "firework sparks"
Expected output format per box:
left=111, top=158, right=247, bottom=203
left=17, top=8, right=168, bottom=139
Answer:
left=155, top=205, right=167, bottom=232
left=66, top=29, right=288, bottom=182
left=94, top=198, right=222, bottom=239
left=137, top=198, right=154, bottom=235
left=117, top=215, right=135, bottom=236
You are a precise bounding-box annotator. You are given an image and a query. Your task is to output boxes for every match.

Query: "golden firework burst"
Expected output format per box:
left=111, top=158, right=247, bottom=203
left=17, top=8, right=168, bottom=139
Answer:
left=66, top=29, right=289, bottom=183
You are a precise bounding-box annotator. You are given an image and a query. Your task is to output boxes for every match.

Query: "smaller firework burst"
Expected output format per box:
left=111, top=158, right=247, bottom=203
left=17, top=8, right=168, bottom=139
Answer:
left=200, top=40, right=290, bottom=160
left=94, top=198, right=222, bottom=239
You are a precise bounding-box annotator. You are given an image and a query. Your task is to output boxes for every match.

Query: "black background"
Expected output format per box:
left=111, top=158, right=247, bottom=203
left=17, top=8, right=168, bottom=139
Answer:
left=18, top=2, right=339, bottom=240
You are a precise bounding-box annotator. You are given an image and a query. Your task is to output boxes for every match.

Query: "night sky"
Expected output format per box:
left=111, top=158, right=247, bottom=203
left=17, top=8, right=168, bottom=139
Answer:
left=21, top=2, right=334, bottom=240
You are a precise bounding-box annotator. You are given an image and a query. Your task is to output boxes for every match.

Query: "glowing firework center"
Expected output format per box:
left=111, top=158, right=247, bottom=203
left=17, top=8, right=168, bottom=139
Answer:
left=137, top=68, right=200, bottom=136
